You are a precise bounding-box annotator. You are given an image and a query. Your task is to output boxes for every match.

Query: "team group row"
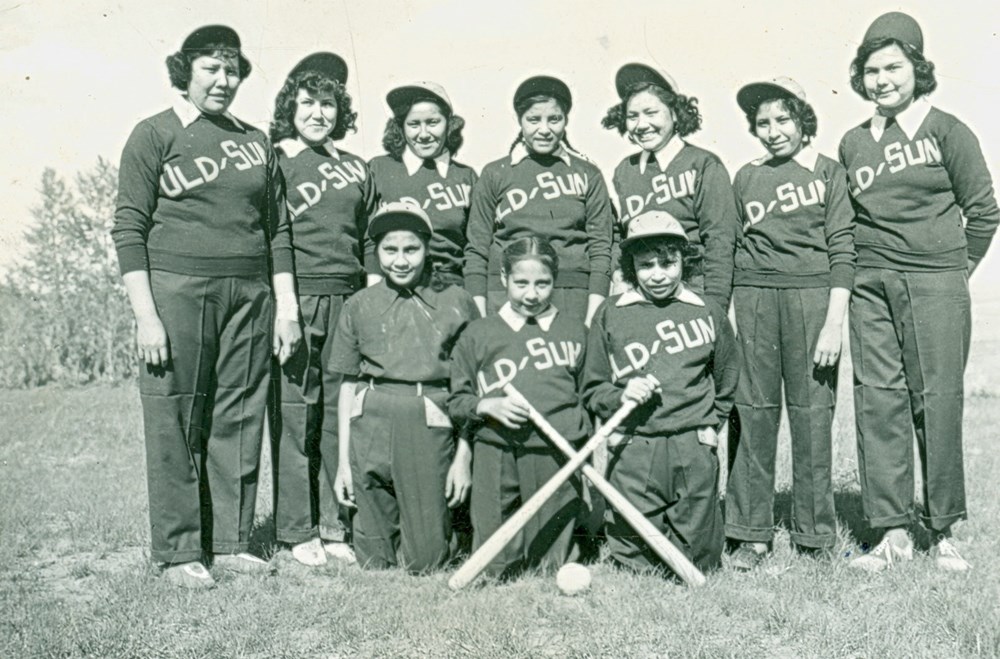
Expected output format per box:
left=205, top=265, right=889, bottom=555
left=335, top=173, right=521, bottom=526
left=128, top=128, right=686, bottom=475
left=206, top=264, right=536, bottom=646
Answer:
left=110, top=11, right=998, bottom=588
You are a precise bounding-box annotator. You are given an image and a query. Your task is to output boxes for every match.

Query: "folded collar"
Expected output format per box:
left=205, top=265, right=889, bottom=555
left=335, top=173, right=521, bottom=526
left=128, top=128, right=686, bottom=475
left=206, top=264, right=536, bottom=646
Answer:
left=403, top=145, right=451, bottom=177
left=638, top=134, right=686, bottom=175
left=173, top=96, right=243, bottom=130
left=615, top=284, right=704, bottom=307
left=870, top=97, right=932, bottom=142
left=373, top=280, right=438, bottom=314
left=276, top=137, right=339, bottom=159
left=750, top=145, right=819, bottom=172
left=497, top=301, right=558, bottom=331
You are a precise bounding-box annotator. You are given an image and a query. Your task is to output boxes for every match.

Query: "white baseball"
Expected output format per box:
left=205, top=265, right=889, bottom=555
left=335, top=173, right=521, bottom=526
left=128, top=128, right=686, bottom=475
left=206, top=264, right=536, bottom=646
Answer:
left=555, top=562, right=592, bottom=595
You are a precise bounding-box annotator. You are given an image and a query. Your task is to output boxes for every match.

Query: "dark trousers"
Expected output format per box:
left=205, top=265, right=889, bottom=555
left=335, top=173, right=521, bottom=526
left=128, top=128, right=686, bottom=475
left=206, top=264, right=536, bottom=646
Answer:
left=725, top=286, right=837, bottom=549
left=470, top=442, right=581, bottom=577
left=270, top=294, right=350, bottom=545
left=850, top=267, right=970, bottom=530
left=141, top=271, right=271, bottom=564
left=349, top=387, right=454, bottom=572
left=606, top=431, right=723, bottom=574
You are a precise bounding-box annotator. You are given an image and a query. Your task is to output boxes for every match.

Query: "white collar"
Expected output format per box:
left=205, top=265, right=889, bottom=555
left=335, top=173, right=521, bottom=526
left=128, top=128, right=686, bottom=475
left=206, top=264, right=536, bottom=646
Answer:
left=402, top=145, right=450, bottom=177
left=751, top=145, right=819, bottom=173
left=277, top=137, right=339, bottom=159
left=615, top=284, right=704, bottom=307
left=870, top=97, right=932, bottom=142
left=172, top=96, right=242, bottom=130
left=638, top=135, right=686, bottom=175
left=510, top=140, right=573, bottom=167
left=498, top=301, right=558, bottom=332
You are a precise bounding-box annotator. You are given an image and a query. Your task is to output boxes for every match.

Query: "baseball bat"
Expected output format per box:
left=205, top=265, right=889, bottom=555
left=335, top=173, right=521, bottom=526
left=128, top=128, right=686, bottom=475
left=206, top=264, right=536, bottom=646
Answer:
left=505, top=384, right=707, bottom=587
left=447, top=397, right=637, bottom=591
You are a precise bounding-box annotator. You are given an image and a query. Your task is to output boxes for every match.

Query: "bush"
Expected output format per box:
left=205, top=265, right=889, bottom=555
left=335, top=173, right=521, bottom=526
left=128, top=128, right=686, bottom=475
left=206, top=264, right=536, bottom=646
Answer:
left=0, top=160, right=137, bottom=387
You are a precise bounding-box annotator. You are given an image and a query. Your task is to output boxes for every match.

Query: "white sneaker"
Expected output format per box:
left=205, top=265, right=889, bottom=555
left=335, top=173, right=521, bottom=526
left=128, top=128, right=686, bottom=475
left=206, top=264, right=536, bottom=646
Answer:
left=850, top=534, right=913, bottom=572
left=323, top=541, right=358, bottom=564
left=931, top=538, right=971, bottom=572
left=162, top=561, right=215, bottom=589
left=291, top=538, right=328, bottom=567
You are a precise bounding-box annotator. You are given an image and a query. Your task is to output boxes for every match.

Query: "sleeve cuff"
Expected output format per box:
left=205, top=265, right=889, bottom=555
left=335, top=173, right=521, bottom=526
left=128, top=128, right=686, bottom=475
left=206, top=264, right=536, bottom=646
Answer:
left=464, top=273, right=487, bottom=297
left=588, top=272, right=611, bottom=295
left=271, top=249, right=295, bottom=275
left=116, top=246, right=149, bottom=275
left=830, top=264, right=856, bottom=291
left=966, top=233, right=994, bottom=261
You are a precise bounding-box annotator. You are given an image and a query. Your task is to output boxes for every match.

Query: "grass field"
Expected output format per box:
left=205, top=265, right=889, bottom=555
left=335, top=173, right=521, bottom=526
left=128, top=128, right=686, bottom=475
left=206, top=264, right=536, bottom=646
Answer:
left=1, top=294, right=999, bottom=658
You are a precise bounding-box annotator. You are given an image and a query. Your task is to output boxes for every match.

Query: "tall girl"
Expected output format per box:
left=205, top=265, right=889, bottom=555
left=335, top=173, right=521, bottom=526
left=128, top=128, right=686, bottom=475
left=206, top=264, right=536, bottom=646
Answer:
left=330, top=202, right=478, bottom=572
left=601, top=63, right=738, bottom=311
left=841, top=12, right=998, bottom=572
left=269, top=52, right=375, bottom=567
left=449, top=236, right=590, bottom=578
left=724, top=78, right=856, bottom=569
left=369, top=82, right=477, bottom=288
left=464, top=75, right=614, bottom=326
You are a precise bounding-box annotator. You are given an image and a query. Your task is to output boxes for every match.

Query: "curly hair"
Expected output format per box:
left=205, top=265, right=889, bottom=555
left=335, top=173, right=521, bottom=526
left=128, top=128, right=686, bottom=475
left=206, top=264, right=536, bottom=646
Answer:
left=380, top=98, right=465, bottom=159
left=165, top=45, right=251, bottom=91
left=850, top=37, right=937, bottom=102
left=269, top=70, right=358, bottom=143
left=508, top=94, right=575, bottom=154
left=501, top=234, right=559, bottom=280
left=743, top=95, right=818, bottom=141
left=619, top=235, right=698, bottom=289
left=601, top=82, right=702, bottom=139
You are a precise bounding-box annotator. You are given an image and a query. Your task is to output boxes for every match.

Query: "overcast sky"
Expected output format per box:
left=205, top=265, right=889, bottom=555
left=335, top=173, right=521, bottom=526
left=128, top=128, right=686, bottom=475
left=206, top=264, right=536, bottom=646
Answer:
left=3, top=0, right=1000, bottom=293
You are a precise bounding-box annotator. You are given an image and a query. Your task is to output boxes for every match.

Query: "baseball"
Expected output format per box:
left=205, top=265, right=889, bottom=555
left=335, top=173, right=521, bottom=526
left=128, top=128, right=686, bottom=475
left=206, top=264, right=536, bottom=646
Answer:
left=555, top=562, right=592, bottom=596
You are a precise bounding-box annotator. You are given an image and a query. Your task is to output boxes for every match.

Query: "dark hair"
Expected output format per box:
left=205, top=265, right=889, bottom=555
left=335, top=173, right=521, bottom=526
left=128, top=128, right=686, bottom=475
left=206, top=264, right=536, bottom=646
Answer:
left=601, top=82, right=702, bottom=139
left=620, top=235, right=698, bottom=288
left=269, top=70, right=357, bottom=143
left=165, top=45, right=251, bottom=90
left=501, top=234, right=560, bottom=280
left=743, top=95, right=818, bottom=141
left=381, top=98, right=465, bottom=159
left=508, top=94, right=575, bottom=154
left=373, top=230, right=456, bottom=292
left=849, top=37, right=937, bottom=102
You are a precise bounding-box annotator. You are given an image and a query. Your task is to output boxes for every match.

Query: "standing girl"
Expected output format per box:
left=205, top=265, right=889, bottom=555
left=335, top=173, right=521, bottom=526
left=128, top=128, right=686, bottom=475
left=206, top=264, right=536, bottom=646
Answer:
left=840, top=12, right=998, bottom=572
left=449, top=236, right=590, bottom=578
left=330, top=203, right=478, bottom=572
left=464, top=75, right=614, bottom=326
left=269, top=52, right=375, bottom=567
left=112, top=25, right=300, bottom=588
left=369, top=82, right=477, bottom=288
left=602, top=63, right=739, bottom=311
left=724, top=78, right=856, bottom=569
left=583, top=211, right=739, bottom=575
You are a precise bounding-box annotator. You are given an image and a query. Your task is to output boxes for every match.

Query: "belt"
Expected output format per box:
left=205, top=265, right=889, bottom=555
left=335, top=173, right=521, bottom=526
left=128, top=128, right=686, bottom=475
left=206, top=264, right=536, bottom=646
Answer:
left=366, top=377, right=449, bottom=397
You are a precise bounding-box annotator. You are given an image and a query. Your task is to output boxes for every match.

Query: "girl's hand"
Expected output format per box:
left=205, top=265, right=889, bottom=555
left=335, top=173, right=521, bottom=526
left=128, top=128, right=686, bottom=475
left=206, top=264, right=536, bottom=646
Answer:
left=473, top=295, right=487, bottom=318
left=697, top=425, right=719, bottom=448
left=812, top=323, right=842, bottom=368
left=445, top=445, right=472, bottom=507
left=476, top=395, right=531, bottom=429
left=273, top=319, right=302, bottom=365
left=621, top=374, right=661, bottom=405
left=136, top=314, right=169, bottom=366
left=334, top=464, right=356, bottom=508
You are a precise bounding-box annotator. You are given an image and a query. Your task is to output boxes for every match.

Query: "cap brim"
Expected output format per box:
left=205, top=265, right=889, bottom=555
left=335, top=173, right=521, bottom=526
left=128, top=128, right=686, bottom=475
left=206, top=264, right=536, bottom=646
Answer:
left=615, top=63, right=675, bottom=99
left=736, top=82, right=799, bottom=114
left=620, top=231, right=688, bottom=252
left=386, top=86, right=451, bottom=114
left=289, top=53, right=348, bottom=84
left=368, top=213, right=433, bottom=239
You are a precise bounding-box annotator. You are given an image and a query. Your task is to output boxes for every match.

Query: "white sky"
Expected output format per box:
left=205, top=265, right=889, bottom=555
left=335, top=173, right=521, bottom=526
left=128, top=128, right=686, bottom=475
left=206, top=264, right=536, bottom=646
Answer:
left=3, top=0, right=1000, bottom=293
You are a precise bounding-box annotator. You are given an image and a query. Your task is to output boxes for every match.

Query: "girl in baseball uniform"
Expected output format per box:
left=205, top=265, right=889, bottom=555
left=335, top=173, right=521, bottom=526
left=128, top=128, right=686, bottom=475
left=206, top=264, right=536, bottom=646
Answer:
left=330, top=203, right=479, bottom=573
left=583, top=211, right=739, bottom=575
left=841, top=12, right=999, bottom=572
left=464, top=75, right=614, bottom=326
left=724, top=77, right=856, bottom=570
left=269, top=52, right=375, bottom=567
left=449, top=236, right=590, bottom=578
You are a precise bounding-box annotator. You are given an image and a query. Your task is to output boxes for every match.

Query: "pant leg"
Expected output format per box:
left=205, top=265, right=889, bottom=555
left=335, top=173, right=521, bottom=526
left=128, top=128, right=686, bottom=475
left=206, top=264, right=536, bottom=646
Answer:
left=779, top=288, right=837, bottom=549
left=141, top=271, right=220, bottom=564
left=850, top=268, right=914, bottom=528
left=518, top=448, right=581, bottom=572
left=391, top=395, right=454, bottom=573
left=205, top=275, right=271, bottom=554
left=894, top=270, right=971, bottom=531
left=272, top=295, right=325, bottom=544
left=726, top=286, right=783, bottom=543
left=664, top=431, right=724, bottom=572
left=470, top=441, right=525, bottom=578
left=317, top=294, right=351, bottom=543
left=350, top=389, right=399, bottom=569
left=606, top=436, right=662, bottom=571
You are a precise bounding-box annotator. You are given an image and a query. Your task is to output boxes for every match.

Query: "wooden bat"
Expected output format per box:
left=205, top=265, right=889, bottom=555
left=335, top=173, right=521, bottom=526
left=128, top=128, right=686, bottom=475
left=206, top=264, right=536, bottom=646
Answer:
left=447, top=397, right=637, bottom=591
left=504, top=384, right=707, bottom=587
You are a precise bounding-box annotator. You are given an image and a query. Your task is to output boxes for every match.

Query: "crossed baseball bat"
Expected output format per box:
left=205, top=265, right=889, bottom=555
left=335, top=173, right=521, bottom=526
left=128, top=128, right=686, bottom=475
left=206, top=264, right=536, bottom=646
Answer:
left=448, top=383, right=706, bottom=590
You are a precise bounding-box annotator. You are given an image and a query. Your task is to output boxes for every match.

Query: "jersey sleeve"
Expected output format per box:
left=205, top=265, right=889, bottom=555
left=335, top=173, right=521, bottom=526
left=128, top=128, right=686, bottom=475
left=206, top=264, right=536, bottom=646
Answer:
left=708, top=302, right=739, bottom=428
left=696, top=157, right=738, bottom=311
left=112, top=120, right=163, bottom=275
left=463, top=165, right=499, bottom=297
left=328, top=300, right=362, bottom=375
left=448, top=329, right=483, bottom=432
left=583, top=164, right=614, bottom=294
left=823, top=160, right=857, bottom=290
left=581, top=301, right=625, bottom=418
left=358, top=159, right=378, bottom=275
left=265, top=141, right=294, bottom=275
left=941, top=120, right=1000, bottom=265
